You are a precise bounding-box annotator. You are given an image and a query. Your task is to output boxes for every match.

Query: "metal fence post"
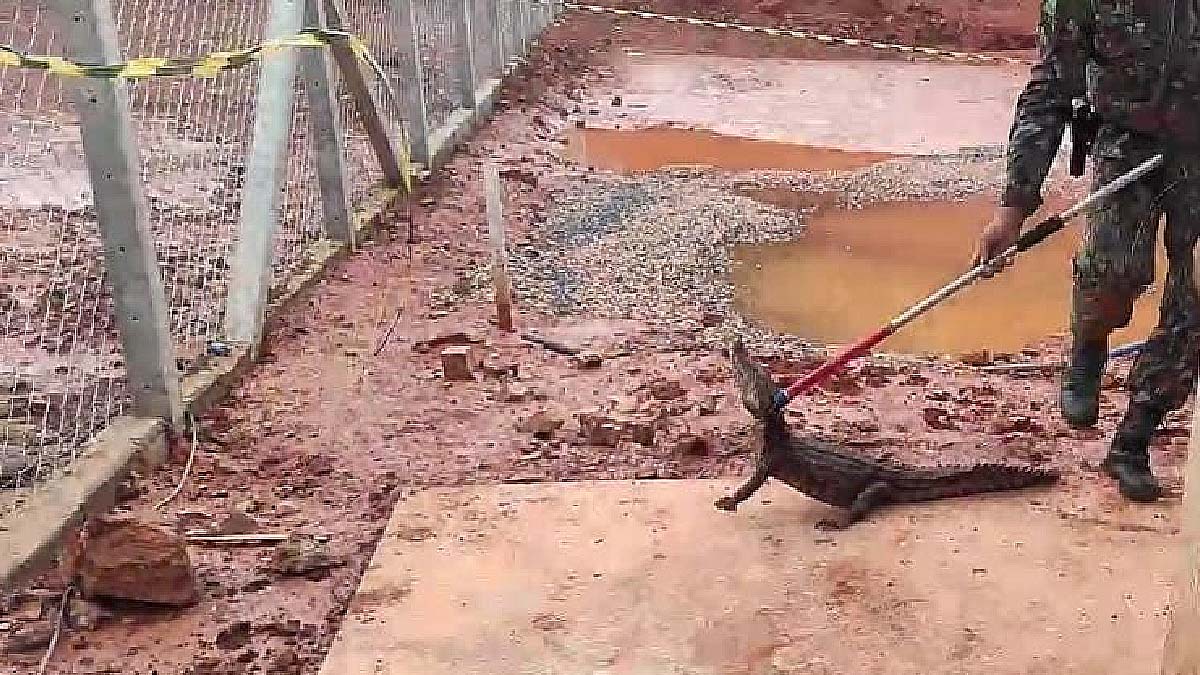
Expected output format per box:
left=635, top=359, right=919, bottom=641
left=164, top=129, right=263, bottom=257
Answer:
left=223, top=0, right=304, bottom=349
left=55, top=0, right=183, bottom=426
left=390, top=0, right=432, bottom=167
left=301, top=0, right=355, bottom=246
left=323, top=0, right=405, bottom=188
left=454, top=0, right=479, bottom=110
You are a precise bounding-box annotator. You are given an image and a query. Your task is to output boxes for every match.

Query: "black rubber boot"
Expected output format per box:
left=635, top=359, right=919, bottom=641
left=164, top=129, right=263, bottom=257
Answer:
left=1060, top=339, right=1107, bottom=428
left=1101, top=403, right=1164, bottom=503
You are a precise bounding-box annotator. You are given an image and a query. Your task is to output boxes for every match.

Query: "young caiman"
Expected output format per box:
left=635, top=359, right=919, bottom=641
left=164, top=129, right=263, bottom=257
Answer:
left=715, top=339, right=1060, bottom=529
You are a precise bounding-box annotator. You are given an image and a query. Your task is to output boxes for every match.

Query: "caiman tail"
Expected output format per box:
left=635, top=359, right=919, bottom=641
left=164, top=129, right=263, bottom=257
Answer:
left=897, top=463, right=1061, bottom=504
left=730, top=335, right=1060, bottom=503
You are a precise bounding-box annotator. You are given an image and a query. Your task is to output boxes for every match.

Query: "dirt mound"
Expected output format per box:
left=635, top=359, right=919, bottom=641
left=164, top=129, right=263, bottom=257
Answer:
left=605, top=0, right=1040, bottom=51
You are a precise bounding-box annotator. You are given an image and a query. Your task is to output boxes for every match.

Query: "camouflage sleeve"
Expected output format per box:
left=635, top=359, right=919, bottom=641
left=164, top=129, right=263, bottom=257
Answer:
left=1001, top=0, right=1091, bottom=216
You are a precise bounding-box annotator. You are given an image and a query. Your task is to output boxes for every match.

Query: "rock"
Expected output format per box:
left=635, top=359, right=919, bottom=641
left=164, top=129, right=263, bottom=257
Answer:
left=588, top=423, right=623, bottom=447
left=3, top=621, right=54, bottom=653
left=669, top=434, right=711, bottom=457
left=215, top=620, right=253, bottom=651
left=516, top=411, right=566, bottom=439
left=412, top=332, right=484, bottom=354
left=441, top=346, right=474, bottom=381
left=647, top=378, right=686, bottom=401
left=271, top=647, right=304, bottom=674
left=570, top=351, right=604, bottom=369
left=922, top=407, right=959, bottom=431
left=501, top=383, right=534, bottom=403
left=608, top=395, right=642, bottom=414
left=481, top=356, right=519, bottom=379
left=216, top=510, right=260, bottom=536
left=696, top=393, right=721, bottom=416
left=76, top=515, right=198, bottom=606
left=270, top=535, right=344, bottom=578
left=959, top=349, right=993, bottom=366
left=576, top=410, right=657, bottom=447
left=624, top=420, right=656, bottom=446
left=992, top=415, right=1042, bottom=434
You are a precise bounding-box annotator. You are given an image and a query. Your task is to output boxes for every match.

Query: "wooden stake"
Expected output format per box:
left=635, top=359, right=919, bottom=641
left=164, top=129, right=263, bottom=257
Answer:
left=1161, top=242, right=1200, bottom=675
left=485, top=163, right=515, bottom=332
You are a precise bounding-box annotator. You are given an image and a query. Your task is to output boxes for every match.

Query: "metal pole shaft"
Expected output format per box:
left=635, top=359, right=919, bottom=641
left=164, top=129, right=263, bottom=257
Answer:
left=891, top=154, right=1164, bottom=329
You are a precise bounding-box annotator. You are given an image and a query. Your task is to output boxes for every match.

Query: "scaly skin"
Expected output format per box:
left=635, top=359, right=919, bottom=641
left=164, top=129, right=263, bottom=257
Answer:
left=720, top=339, right=1060, bottom=529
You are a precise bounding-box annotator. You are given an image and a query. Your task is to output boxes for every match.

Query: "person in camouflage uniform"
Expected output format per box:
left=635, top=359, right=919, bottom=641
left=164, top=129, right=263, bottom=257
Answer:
left=975, top=0, right=1200, bottom=502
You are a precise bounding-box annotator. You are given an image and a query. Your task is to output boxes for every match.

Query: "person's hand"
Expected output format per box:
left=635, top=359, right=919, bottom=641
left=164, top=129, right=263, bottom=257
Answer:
left=973, top=206, right=1027, bottom=277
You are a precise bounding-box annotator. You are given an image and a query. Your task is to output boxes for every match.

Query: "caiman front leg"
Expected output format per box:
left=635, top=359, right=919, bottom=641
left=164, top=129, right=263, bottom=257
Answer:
left=816, top=481, right=891, bottom=530
left=714, top=460, right=770, bottom=512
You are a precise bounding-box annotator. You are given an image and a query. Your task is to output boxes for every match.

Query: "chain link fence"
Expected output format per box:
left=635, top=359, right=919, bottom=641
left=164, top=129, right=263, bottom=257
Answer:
left=1, top=0, right=125, bottom=494
left=0, top=0, right=563, bottom=561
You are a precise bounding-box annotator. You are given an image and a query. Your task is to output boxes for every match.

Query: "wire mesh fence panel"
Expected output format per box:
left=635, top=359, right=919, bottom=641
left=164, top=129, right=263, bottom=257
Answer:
left=0, top=0, right=129, bottom=495
left=415, top=0, right=469, bottom=132
left=114, top=0, right=269, bottom=370
left=469, top=0, right=503, bottom=84
left=339, top=0, right=409, bottom=201
left=272, top=91, right=325, bottom=292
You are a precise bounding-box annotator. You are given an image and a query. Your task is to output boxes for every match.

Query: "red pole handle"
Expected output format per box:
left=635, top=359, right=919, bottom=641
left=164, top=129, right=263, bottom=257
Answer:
left=783, top=325, right=896, bottom=399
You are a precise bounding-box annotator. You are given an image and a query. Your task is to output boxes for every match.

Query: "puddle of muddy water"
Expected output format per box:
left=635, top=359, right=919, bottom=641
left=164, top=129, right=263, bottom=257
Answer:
left=733, top=197, right=1166, bottom=355
left=564, top=127, right=895, bottom=173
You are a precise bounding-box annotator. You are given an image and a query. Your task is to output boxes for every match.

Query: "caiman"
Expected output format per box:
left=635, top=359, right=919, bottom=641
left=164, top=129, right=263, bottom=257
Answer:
left=715, top=339, right=1060, bottom=529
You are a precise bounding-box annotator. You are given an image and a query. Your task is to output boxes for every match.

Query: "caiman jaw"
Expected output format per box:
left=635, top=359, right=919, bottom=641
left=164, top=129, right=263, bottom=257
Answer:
left=729, top=337, right=783, bottom=421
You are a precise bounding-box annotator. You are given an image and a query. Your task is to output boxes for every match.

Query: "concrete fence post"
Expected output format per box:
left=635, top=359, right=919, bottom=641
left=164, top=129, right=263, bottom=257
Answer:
left=55, top=0, right=183, bottom=426
left=454, top=0, right=479, bottom=110
left=323, top=0, right=405, bottom=188
left=224, top=0, right=304, bottom=351
left=390, top=0, right=432, bottom=167
left=494, top=0, right=510, bottom=70
left=516, top=0, right=531, bottom=54
left=301, top=0, right=355, bottom=246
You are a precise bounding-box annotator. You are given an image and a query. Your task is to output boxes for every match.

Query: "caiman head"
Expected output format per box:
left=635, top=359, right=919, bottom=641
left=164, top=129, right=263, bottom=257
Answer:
left=729, top=336, right=783, bottom=422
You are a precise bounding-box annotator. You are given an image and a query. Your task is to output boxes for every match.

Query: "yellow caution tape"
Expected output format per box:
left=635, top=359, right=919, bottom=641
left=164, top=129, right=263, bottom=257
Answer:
left=562, top=2, right=1033, bottom=66
left=0, top=26, right=414, bottom=191
left=0, top=27, right=373, bottom=79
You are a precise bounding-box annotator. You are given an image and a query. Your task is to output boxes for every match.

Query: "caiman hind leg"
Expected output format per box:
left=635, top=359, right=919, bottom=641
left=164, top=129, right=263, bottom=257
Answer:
left=815, top=481, right=891, bottom=530
left=715, top=459, right=770, bottom=512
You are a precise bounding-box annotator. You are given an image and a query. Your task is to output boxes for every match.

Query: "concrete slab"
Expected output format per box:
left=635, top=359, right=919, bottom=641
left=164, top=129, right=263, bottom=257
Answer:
left=321, top=480, right=1176, bottom=675
left=607, top=57, right=1027, bottom=154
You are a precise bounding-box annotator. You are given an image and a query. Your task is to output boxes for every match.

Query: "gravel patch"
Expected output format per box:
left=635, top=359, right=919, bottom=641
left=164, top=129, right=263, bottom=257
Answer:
left=460, top=147, right=1024, bottom=354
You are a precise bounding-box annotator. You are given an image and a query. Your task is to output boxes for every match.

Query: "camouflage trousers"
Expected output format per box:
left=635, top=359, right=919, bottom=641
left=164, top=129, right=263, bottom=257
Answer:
left=1073, top=127, right=1200, bottom=413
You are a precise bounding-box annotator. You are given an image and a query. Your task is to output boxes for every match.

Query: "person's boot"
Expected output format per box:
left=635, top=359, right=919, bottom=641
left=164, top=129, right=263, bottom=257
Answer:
left=1060, top=338, right=1108, bottom=428
left=1101, top=402, right=1164, bottom=503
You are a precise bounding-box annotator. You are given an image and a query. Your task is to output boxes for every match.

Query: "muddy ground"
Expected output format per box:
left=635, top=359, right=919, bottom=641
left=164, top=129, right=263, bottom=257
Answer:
left=2, top=2, right=1188, bottom=674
